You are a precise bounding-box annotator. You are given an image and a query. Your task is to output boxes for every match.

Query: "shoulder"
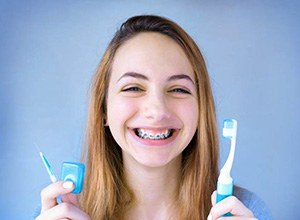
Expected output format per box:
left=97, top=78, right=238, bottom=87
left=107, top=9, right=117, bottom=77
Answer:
left=233, top=186, right=273, bottom=220
left=32, top=204, right=41, bottom=219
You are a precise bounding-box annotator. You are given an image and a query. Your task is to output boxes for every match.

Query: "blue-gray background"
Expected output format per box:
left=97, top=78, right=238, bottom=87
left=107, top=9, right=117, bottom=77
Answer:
left=0, top=0, right=299, bottom=219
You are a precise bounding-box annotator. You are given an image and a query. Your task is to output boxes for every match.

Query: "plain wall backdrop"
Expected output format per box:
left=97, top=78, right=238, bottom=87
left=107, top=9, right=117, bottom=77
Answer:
left=0, top=0, right=299, bottom=219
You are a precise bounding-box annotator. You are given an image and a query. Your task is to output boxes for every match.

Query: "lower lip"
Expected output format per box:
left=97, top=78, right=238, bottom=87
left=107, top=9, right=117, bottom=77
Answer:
left=129, top=129, right=178, bottom=147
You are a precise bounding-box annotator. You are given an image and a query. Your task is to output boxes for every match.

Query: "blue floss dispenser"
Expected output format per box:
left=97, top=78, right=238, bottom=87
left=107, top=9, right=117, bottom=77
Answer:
left=61, top=162, right=85, bottom=194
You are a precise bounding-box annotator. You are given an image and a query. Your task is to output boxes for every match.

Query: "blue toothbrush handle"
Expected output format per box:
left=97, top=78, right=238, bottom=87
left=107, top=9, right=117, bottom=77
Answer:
left=216, top=193, right=231, bottom=203
left=216, top=193, right=233, bottom=216
left=216, top=181, right=234, bottom=216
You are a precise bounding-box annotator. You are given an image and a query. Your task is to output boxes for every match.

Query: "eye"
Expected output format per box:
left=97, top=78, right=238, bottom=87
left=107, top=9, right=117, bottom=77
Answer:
left=169, top=88, right=191, bottom=94
left=121, top=86, right=144, bottom=92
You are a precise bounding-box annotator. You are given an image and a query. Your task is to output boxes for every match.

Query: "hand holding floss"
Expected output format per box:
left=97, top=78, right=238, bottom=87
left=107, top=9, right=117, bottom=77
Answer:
left=38, top=147, right=85, bottom=194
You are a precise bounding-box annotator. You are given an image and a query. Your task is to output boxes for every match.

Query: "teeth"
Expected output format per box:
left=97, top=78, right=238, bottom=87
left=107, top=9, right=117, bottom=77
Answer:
left=136, top=129, right=172, bottom=140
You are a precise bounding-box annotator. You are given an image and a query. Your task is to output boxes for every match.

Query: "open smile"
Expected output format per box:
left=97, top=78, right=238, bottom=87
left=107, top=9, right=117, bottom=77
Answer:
left=135, top=128, right=174, bottom=140
left=130, top=127, right=179, bottom=146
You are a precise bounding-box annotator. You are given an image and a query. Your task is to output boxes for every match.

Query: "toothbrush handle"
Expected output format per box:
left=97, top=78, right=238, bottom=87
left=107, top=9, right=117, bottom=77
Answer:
left=216, top=193, right=231, bottom=203
left=216, top=181, right=234, bottom=216
left=216, top=193, right=233, bottom=217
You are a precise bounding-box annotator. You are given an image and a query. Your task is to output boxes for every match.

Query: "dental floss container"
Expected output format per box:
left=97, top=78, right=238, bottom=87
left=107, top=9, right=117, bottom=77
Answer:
left=61, top=162, right=85, bottom=194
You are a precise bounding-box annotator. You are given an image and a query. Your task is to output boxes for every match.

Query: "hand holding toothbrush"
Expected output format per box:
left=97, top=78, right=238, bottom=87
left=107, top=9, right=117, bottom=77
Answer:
left=207, top=191, right=256, bottom=220
left=207, top=119, right=256, bottom=219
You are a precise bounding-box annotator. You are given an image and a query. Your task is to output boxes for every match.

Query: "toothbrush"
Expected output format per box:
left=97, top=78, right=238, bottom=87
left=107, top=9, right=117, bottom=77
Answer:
left=38, top=148, right=58, bottom=183
left=216, top=119, right=237, bottom=216
left=37, top=145, right=64, bottom=203
left=39, top=152, right=57, bottom=183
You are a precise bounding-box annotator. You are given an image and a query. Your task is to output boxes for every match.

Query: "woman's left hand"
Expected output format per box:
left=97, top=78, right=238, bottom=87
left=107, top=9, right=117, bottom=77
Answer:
left=208, top=191, right=257, bottom=220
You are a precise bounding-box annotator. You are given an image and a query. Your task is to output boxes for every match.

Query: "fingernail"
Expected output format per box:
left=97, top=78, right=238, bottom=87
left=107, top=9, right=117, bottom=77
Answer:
left=63, top=181, right=74, bottom=189
left=207, top=213, right=212, bottom=220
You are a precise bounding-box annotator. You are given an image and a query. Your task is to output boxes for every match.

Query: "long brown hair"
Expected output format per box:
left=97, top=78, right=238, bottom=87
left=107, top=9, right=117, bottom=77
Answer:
left=80, top=15, right=219, bottom=220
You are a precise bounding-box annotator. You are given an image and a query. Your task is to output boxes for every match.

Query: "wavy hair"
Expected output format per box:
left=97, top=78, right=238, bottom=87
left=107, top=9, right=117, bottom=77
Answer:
left=79, top=15, right=219, bottom=220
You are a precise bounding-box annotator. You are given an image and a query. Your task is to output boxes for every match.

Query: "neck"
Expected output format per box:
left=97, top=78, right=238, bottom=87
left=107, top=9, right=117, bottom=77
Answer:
left=123, top=154, right=181, bottom=220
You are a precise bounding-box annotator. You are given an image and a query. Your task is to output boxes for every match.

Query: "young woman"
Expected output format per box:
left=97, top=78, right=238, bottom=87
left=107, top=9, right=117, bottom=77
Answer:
left=35, top=15, right=272, bottom=220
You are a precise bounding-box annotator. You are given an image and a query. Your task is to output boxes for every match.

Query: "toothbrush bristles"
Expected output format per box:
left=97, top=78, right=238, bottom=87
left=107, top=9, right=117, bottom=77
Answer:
left=34, top=142, right=41, bottom=153
left=223, top=119, right=237, bottom=139
left=224, top=120, right=234, bottom=128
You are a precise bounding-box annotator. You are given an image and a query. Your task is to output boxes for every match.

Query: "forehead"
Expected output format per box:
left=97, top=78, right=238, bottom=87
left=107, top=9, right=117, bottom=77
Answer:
left=111, top=32, right=194, bottom=79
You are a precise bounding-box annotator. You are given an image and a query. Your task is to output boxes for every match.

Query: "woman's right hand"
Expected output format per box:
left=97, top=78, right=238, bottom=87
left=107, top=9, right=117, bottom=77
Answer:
left=35, top=181, right=90, bottom=220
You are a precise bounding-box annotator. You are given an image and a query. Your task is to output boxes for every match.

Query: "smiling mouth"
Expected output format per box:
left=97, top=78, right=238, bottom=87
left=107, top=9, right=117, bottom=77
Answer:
left=134, top=128, right=175, bottom=140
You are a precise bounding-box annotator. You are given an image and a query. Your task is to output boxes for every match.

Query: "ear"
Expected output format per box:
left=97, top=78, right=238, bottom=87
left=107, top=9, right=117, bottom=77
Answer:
left=104, top=117, right=109, bottom=126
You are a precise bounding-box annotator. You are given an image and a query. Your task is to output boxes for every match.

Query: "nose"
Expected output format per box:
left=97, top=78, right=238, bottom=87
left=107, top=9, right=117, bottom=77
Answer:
left=141, top=91, right=171, bottom=122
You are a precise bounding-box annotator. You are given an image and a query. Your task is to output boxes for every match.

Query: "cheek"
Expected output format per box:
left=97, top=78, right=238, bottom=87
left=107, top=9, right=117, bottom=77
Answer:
left=106, top=97, right=140, bottom=149
left=176, top=100, right=198, bottom=128
left=107, top=97, right=139, bottom=127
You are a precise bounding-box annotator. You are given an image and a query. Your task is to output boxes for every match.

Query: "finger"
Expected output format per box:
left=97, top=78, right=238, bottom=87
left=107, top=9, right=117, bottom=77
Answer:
left=211, top=190, right=217, bottom=206
left=218, top=217, right=257, bottom=220
left=37, top=202, right=90, bottom=220
left=210, top=196, right=254, bottom=219
left=62, top=192, right=78, bottom=207
left=40, top=181, right=74, bottom=212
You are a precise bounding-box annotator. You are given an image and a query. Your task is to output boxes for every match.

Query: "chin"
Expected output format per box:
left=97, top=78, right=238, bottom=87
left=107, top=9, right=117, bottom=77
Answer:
left=131, top=151, right=181, bottom=169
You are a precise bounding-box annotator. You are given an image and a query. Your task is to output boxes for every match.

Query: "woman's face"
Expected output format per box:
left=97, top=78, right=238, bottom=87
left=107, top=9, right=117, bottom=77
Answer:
left=106, top=32, right=198, bottom=168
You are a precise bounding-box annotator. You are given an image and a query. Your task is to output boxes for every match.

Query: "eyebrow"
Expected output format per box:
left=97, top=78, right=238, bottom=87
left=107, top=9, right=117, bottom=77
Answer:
left=117, top=72, right=148, bottom=82
left=168, top=74, right=195, bottom=84
left=117, top=72, right=195, bottom=84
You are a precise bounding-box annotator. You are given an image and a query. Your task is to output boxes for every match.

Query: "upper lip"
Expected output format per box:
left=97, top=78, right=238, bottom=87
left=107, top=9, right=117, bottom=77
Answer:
left=130, top=127, right=179, bottom=131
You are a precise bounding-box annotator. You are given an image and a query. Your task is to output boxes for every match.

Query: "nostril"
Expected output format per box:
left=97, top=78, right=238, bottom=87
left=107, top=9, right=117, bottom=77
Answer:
left=142, top=103, right=171, bottom=121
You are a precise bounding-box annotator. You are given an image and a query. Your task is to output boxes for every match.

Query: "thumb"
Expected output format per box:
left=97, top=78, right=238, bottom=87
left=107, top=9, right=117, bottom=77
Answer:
left=61, top=181, right=78, bottom=206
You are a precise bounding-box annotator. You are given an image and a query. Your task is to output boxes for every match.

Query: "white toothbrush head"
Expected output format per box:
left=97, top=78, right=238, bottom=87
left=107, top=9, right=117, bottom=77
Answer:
left=223, top=119, right=237, bottom=139
left=219, top=118, right=238, bottom=184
